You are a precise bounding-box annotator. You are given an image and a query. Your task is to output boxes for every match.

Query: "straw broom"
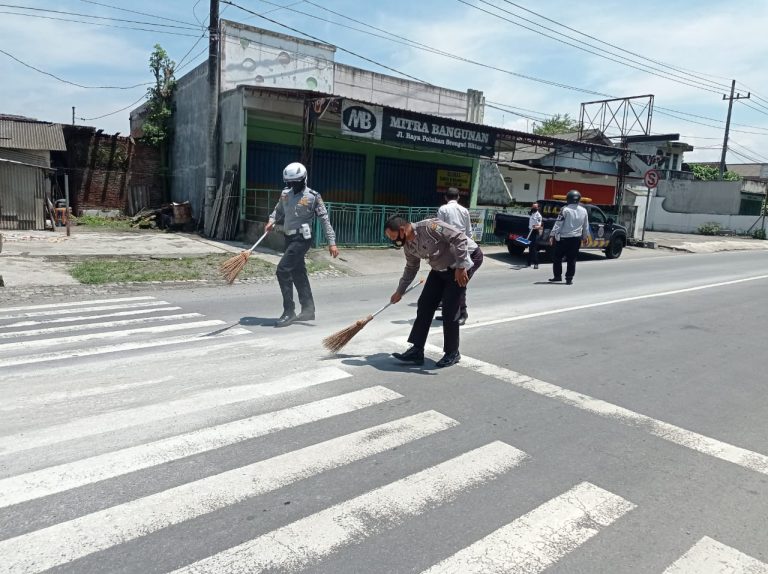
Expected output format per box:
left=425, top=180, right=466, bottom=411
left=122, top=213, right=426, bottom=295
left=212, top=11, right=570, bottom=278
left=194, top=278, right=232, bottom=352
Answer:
left=219, top=231, right=269, bottom=284
left=323, top=279, right=424, bottom=353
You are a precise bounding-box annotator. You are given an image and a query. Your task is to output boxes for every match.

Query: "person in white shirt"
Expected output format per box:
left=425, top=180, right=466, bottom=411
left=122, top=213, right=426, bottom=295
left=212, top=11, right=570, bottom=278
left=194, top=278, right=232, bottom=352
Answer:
left=548, top=189, right=591, bottom=285
left=527, top=202, right=543, bottom=269
left=436, top=187, right=483, bottom=325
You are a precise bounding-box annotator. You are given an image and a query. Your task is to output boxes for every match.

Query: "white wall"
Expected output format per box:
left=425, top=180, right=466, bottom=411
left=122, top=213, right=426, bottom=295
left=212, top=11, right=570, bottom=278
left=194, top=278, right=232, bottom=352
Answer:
left=498, top=168, right=617, bottom=204
left=647, top=189, right=761, bottom=234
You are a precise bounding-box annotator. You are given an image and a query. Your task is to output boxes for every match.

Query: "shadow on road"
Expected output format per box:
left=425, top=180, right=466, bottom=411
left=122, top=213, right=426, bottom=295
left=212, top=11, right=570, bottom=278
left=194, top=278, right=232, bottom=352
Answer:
left=239, top=316, right=317, bottom=328
left=328, top=352, right=438, bottom=376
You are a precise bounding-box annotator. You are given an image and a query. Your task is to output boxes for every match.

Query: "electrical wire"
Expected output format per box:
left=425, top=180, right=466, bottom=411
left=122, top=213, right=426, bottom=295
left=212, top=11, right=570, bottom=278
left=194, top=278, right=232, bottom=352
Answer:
left=0, top=10, right=202, bottom=36
left=458, top=0, right=724, bottom=95
left=0, top=47, right=151, bottom=89
left=77, top=0, right=201, bottom=28
left=496, top=0, right=733, bottom=88
left=729, top=140, right=768, bottom=163
left=0, top=3, right=204, bottom=31
left=78, top=93, right=148, bottom=121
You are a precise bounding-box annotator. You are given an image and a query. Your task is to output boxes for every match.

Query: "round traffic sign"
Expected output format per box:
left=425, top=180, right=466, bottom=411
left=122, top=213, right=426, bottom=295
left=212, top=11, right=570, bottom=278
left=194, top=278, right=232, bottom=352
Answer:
left=644, top=169, right=660, bottom=189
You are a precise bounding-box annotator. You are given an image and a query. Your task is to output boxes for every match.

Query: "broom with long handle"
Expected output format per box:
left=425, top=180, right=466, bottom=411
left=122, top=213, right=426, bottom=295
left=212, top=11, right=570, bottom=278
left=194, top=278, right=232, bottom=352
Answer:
left=323, top=279, right=425, bottom=354
left=219, top=231, right=269, bottom=284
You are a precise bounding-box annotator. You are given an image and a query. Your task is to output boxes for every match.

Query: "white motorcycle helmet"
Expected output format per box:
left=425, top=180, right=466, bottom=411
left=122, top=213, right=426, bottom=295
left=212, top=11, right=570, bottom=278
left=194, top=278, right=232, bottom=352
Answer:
left=283, top=162, right=307, bottom=184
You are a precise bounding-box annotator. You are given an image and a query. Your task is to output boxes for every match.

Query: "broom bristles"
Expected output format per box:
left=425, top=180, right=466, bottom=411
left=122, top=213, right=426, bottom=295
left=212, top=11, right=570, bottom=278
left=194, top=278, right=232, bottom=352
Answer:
left=219, top=251, right=251, bottom=284
left=322, top=315, right=374, bottom=353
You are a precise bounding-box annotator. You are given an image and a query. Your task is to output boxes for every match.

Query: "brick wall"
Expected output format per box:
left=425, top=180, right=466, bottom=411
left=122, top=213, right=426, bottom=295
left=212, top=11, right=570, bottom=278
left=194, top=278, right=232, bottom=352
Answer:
left=58, top=126, right=165, bottom=215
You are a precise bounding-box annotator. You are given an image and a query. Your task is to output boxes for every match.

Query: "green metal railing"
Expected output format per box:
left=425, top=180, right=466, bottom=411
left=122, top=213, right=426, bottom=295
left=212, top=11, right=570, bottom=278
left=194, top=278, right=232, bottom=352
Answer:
left=244, top=190, right=503, bottom=247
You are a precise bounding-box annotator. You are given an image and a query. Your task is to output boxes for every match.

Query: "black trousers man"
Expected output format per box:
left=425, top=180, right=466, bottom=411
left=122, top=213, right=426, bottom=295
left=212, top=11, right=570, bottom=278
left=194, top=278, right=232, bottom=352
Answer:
left=276, top=235, right=314, bottom=320
left=551, top=237, right=581, bottom=284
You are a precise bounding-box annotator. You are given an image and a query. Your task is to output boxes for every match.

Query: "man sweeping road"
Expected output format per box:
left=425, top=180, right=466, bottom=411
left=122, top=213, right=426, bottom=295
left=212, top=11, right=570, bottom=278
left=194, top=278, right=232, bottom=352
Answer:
left=265, top=162, right=339, bottom=327
left=385, top=215, right=473, bottom=368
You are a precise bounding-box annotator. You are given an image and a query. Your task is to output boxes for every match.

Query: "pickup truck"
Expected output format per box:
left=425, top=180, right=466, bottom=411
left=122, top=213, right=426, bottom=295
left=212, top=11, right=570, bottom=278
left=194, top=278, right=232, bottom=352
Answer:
left=494, top=199, right=627, bottom=259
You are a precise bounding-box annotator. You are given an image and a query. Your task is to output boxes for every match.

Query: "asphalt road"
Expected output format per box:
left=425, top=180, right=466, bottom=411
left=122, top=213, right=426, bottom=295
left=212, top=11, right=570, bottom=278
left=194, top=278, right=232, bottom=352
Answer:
left=1, top=247, right=767, bottom=573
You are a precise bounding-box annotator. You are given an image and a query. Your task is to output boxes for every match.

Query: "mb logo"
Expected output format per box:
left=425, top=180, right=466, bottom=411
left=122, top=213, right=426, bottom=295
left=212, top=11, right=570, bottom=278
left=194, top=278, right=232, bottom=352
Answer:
left=343, top=106, right=376, bottom=133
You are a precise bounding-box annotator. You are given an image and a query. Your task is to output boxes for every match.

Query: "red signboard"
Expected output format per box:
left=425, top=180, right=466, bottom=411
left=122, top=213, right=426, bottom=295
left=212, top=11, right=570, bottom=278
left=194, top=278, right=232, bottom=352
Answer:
left=544, top=180, right=616, bottom=205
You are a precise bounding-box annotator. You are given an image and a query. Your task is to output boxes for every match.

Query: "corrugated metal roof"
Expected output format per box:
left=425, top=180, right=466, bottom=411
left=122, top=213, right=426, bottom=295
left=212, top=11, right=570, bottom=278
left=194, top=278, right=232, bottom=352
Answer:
left=0, top=116, right=67, bottom=151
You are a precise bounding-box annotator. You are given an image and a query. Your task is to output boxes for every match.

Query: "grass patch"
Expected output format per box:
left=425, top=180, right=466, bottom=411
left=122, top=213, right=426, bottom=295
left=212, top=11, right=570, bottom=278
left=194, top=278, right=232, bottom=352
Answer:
left=69, top=254, right=276, bottom=284
left=74, top=215, right=133, bottom=230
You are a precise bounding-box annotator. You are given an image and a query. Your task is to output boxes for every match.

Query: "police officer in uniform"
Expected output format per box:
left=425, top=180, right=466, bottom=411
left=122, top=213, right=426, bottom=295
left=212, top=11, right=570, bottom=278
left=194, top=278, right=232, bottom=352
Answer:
left=436, top=187, right=483, bottom=325
left=548, top=189, right=591, bottom=285
left=385, top=215, right=472, bottom=368
left=265, top=162, right=339, bottom=327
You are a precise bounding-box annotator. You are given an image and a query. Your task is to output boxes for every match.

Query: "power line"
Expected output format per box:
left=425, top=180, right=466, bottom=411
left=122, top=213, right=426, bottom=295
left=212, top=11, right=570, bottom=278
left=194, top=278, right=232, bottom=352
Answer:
left=283, top=0, right=768, bottom=137
left=496, top=0, right=733, bottom=89
left=78, top=93, right=148, bottom=121
left=458, top=0, right=725, bottom=95
left=0, top=47, right=150, bottom=89
left=0, top=3, right=204, bottom=31
left=0, top=10, right=202, bottom=36
left=77, top=0, right=201, bottom=28
left=730, top=140, right=768, bottom=163
left=176, top=32, right=208, bottom=71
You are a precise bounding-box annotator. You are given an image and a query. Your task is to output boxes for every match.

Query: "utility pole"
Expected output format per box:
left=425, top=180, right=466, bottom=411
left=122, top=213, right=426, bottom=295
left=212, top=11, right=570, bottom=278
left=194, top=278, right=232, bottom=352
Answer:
left=72, top=107, right=75, bottom=125
left=204, top=0, right=220, bottom=230
left=720, top=79, right=750, bottom=178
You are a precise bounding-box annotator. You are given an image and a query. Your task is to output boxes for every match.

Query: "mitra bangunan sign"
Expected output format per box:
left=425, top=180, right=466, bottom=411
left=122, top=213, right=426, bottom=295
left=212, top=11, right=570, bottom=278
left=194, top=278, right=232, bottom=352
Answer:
left=340, top=100, right=496, bottom=157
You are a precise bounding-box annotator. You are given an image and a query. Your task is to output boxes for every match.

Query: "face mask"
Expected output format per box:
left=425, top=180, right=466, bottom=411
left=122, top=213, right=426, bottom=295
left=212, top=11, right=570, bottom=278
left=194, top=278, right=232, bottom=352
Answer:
left=390, top=231, right=405, bottom=249
left=530, top=208, right=538, bottom=214
left=289, top=180, right=305, bottom=192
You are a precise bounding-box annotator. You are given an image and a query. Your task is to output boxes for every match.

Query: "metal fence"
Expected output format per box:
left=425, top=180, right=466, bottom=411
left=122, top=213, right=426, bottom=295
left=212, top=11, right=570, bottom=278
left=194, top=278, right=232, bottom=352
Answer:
left=244, top=191, right=504, bottom=247
left=0, top=162, right=49, bottom=230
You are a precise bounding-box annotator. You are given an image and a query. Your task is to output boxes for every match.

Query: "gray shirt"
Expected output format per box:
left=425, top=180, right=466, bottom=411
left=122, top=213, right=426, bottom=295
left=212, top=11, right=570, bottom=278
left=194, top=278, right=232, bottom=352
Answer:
left=551, top=204, right=591, bottom=241
left=397, top=219, right=473, bottom=295
left=269, top=186, right=336, bottom=246
left=437, top=200, right=478, bottom=251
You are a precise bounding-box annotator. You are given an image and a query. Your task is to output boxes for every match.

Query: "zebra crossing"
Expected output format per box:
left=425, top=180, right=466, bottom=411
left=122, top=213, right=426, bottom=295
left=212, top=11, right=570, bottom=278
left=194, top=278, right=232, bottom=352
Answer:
left=1, top=358, right=765, bottom=572
left=0, top=296, right=255, bottom=369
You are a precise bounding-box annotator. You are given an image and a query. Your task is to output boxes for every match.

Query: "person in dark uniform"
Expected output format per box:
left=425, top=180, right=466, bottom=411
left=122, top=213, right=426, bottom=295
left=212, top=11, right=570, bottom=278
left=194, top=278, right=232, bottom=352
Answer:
left=385, top=215, right=472, bottom=368
left=548, top=189, right=590, bottom=285
left=526, top=202, right=542, bottom=269
left=265, top=162, right=339, bottom=327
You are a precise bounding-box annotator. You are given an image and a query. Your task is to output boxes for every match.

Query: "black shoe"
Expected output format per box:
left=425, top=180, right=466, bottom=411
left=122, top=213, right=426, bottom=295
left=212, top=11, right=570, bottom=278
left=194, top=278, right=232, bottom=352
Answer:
left=436, top=351, right=461, bottom=368
left=533, top=264, right=539, bottom=269
left=548, top=277, right=562, bottom=283
left=275, top=312, right=297, bottom=328
left=392, top=346, right=425, bottom=365
left=296, top=309, right=315, bottom=321
left=435, top=316, right=444, bottom=321
left=566, top=279, right=573, bottom=285
left=458, top=312, right=468, bottom=326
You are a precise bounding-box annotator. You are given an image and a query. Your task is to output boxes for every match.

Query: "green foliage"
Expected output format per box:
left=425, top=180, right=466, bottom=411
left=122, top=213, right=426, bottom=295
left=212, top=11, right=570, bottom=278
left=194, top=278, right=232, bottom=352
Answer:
left=690, top=164, right=742, bottom=181
left=532, top=113, right=580, bottom=136
left=141, top=44, right=176, bottom=147
left=74, top=214, right=132, bottom=229
left=698, top=222, right=722, bottom=235
left=753, top=228, right=767, bottom=240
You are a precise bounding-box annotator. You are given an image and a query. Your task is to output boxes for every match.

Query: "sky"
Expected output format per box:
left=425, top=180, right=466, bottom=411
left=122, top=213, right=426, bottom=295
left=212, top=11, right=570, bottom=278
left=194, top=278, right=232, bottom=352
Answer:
left=2, top=0, right=768, bottom=164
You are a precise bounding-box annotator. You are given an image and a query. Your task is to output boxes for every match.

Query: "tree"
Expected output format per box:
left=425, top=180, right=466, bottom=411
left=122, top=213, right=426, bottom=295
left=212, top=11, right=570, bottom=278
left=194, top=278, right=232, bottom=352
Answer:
left=142, top=44, right=176, bottom=147
left=690, top=163, right=741, bottom=181
left=532, top=113, right=580, bottom=136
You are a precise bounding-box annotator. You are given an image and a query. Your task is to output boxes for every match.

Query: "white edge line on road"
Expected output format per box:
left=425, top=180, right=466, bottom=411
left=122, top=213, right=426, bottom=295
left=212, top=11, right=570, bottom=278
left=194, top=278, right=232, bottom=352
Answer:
left=0, top=300, right=170, bottom=321
left=413, top=341, right=768, bottom=477
left=0, top=376, right=177, bottom=412
left=0, top=364, right=347, bottom=455
left=0, top=411, right=458, bottom=574
left=0, top=313, right=204, bottom=339
left=167, top=441, right=527, bottom=574
left=0, top=386, right=403, bottom=509
left=663, top=536, right=768, bottom=573
left=457, top=274, right=768, bottom=331
left=0, top=296, right=156, bottom=313
left=0, top=319, right=226, bottom=352
left=421, top=481, right=635, bottom=574
left=0, top=327, right=260, bottom=372
left=0, top=306, right=183, bottom=329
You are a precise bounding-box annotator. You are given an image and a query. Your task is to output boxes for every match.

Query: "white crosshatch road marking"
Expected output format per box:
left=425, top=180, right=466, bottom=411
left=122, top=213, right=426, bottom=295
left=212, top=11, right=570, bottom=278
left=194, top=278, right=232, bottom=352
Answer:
left=0, top=411, right=457, bottom=574
left=421, top=482, right=635, bottom=573
left=0, top=386, right=403, bottom=509
left=663, top=537, right=768, bottom=573
left=167, top=441, right=527, bottom=574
